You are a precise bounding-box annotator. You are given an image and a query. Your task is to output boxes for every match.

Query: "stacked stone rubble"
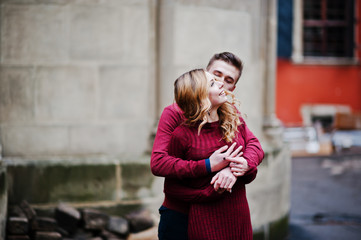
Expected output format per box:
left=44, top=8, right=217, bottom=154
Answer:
left=6, top=201, right=154, bottom=240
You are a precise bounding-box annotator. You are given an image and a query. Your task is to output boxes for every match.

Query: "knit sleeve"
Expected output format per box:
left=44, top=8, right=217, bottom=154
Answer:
left=150, top=104, right=208, bottom=179
left=239, top=118, right=265, bottom=169
left=239, top=166, right=258, bottom=184
left=164, top=127, right=224, bottom=202
left=164, top=178, right=223, bottom=203
left=168, top=126, right=189, bottom=160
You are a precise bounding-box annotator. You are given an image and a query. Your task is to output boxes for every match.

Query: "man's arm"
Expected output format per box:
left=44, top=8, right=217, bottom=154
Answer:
left=150, top=105, right=208, bottom=179
left=162, top=121, right=241, bottom=203
left=150, top=104, right=237, bottom=179
left=227, top=156, right=259, bottom=184
left=240, top=119, right=264, bottom=169
left=224, top=118, right=264, bottom=181
left=240, top=167, right=258, bottom=184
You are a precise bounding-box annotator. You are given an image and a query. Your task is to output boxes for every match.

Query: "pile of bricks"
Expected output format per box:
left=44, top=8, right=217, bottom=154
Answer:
left=6, top=201, right=154, bottom=240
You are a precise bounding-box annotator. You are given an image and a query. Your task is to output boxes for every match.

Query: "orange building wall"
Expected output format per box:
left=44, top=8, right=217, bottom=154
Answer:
left=276, top=60, right=361, bottom=125
left=276, top=2, right=361, bottom=126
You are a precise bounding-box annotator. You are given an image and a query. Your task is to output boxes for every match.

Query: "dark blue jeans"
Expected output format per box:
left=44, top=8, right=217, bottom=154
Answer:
left=158, top=206, right=188, bottom=240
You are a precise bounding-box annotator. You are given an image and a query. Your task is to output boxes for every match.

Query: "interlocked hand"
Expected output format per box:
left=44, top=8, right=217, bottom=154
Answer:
left=210, top=167, right=236, bottom=193
left=209, top=143, right=243, bottom=172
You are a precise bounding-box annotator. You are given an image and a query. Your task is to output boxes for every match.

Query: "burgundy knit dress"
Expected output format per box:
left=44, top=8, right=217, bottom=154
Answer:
left=167, top=121, right=255, bottom=240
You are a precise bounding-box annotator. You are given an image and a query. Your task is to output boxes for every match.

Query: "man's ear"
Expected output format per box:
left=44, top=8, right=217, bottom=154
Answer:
left=230, top=85, right=236, bottom=92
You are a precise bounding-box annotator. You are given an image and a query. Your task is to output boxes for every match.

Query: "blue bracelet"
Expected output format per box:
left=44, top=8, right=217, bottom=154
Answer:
left=205, top=158, right=212, bottom=173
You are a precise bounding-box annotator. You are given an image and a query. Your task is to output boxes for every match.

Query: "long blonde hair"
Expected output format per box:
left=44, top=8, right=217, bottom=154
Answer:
left=174, top=69, right=241, bottom=142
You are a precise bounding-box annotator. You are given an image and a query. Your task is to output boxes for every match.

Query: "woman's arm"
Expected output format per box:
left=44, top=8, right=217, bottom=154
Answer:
left=163, top=128, right=235, bottom=203
left=164, top=178, right=224, bottom=203
left=164, top=167, right=235, bottom=203
left=211, top=167, right=237, bottom=192
left=151, top=105, right=238, bottom=179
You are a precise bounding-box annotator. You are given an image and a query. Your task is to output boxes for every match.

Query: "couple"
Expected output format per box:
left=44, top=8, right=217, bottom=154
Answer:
left=151, top=52, right=264, bottom=240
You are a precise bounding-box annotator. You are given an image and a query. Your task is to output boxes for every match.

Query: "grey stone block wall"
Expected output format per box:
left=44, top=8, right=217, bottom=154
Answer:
left=0, top=0, right=156, bottom=158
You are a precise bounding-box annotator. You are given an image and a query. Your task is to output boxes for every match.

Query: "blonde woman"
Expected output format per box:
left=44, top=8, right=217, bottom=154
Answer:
left=159, top=69, right=264, bottom=240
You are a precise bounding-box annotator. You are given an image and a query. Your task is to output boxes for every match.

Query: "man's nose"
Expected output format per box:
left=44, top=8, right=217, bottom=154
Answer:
left=217, top=80, right=224, bottom=88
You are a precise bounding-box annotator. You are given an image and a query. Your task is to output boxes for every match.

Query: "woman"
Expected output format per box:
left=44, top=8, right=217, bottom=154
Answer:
left=160, top=69, right=262, bottom=239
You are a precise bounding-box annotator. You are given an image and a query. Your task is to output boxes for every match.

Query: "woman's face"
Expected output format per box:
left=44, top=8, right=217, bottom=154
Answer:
left=206, top=71, right=227, bottom=108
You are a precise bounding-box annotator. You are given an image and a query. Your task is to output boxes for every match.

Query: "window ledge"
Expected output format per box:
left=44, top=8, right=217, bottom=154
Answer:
left=291, top=57, right=360, bottom=66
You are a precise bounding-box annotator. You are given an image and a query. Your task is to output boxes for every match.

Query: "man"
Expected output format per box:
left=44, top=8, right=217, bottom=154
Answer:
left=151, top=52, right=264, bottom=239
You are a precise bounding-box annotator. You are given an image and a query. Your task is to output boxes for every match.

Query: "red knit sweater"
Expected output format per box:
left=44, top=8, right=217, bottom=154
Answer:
left=167, top=120, right=259, bottom=239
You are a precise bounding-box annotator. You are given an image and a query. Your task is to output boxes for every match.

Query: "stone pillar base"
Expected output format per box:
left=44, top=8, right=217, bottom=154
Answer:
left=4, top=157, right=163, bottom=215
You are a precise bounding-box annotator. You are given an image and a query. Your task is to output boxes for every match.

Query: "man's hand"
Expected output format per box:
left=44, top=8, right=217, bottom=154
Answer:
left=210, top=167, right=236, bottom=193
left=209, top=143, right=243, bottom=172
left=226, top=156, right=250, bottom=177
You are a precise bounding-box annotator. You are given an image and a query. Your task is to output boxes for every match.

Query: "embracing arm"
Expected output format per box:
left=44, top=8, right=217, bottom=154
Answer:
left=151, top=104, right=233, bottom=179
left=162, top=126, right=236, bottom=203
left=240, top=167, right=258, bottom=184
left=150, top=105, right=208, bottom=179
left=164, top=178, right=223, bottom=203
left=164, top=168, right=238, bottom=202
left=240, top=119, right=265, bottom=169
left=225, top=119, right=263, bottom=184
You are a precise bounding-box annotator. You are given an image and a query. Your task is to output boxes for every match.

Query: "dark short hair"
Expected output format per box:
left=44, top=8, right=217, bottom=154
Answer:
left=206, top=52, right=243, bottom=83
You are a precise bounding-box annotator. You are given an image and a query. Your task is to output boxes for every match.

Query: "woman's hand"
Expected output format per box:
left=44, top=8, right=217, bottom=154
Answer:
left=227, top=157, right=249, bottom=177
left=210, top=167, right=236, bottom=193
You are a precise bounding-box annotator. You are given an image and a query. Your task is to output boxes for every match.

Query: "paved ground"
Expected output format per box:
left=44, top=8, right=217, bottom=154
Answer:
left=286, top=151, right=361, bottom=240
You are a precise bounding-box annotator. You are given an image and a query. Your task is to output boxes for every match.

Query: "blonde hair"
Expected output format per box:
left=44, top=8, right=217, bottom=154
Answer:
left=174, top=69, right=241, bottom=142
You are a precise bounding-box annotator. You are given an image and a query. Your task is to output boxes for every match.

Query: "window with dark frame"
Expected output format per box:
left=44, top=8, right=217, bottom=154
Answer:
left=303, top=0, right=355, bottom=58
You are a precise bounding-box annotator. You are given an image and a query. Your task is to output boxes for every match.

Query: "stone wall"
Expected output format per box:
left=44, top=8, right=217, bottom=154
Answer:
left=0, top=0, right=156, bottom=159
left=248, top=146, right=291, bottom=239
left=157, top=0, right=266, bottom=134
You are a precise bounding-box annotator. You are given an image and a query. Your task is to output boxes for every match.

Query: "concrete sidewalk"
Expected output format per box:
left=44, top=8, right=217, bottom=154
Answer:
left=286, top=153, right=361, bottom=240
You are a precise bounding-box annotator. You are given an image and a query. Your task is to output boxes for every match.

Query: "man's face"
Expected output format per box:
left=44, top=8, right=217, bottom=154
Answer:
left=207, top=60, right=240, bottom=92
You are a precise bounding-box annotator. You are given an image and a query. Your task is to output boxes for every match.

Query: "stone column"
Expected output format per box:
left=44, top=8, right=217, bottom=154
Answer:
left=263, top=0, right=283, bottom=149
left=291, top=0, right=304, bottom=63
